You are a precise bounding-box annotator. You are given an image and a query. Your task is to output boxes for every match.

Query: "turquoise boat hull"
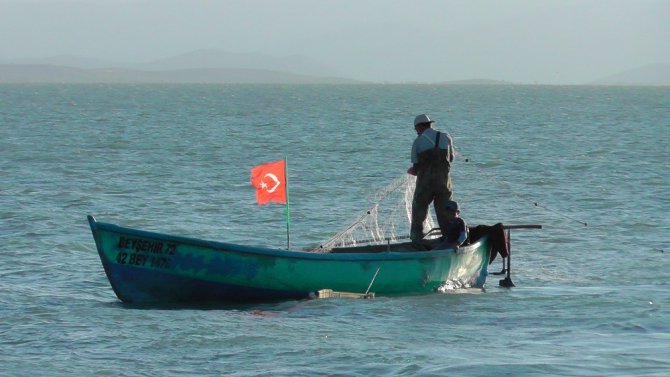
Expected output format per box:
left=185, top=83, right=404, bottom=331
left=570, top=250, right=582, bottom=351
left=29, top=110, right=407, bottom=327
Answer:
left=88, top=215, right=492, bottom=303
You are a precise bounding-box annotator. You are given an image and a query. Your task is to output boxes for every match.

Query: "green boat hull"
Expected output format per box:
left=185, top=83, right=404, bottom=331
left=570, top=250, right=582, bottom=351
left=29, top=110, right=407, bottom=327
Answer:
left=88, top=215, right=492, bottom=303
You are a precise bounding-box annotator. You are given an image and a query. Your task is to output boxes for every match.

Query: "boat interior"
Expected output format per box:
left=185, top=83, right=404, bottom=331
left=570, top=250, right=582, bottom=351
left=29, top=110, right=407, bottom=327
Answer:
left=327, top=231, right=485, bottom=254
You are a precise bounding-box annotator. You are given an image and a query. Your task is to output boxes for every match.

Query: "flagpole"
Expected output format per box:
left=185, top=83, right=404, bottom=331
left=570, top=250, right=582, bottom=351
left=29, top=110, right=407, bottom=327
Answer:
left=284, top=155, right=291, bottom=250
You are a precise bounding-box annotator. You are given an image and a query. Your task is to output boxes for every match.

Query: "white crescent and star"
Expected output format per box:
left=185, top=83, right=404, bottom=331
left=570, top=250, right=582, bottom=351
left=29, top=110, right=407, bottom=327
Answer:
left=260, top=173, right=281, bottom=193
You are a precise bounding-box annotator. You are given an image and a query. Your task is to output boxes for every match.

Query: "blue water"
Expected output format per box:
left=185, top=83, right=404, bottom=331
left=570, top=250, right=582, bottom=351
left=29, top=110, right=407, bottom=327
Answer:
left=1, top=84, right=669, bottom=376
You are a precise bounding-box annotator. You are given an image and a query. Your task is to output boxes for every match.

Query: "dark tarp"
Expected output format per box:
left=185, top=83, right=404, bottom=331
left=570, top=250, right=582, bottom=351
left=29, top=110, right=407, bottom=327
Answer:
left=467, top=223, right=509, bottom=264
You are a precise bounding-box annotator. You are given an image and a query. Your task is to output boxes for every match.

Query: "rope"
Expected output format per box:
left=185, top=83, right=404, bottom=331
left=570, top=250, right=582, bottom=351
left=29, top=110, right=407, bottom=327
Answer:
left=455, top=150, right=588, bottom=227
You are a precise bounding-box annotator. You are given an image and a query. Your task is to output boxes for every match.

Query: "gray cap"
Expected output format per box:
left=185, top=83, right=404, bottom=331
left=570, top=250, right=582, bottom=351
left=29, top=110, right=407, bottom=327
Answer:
left=444, top=200, right=460, bottom=212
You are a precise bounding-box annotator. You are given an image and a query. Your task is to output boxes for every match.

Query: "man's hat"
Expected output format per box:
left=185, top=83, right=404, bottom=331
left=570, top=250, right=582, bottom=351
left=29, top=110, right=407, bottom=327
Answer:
left=414, top=114, right=435, bottom=127
left=444, top=200, right=460, bottom=212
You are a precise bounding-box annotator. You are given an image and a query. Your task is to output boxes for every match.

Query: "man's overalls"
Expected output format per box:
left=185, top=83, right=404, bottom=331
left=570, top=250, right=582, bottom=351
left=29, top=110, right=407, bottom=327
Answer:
left=410, top=132, right=453, bottom=241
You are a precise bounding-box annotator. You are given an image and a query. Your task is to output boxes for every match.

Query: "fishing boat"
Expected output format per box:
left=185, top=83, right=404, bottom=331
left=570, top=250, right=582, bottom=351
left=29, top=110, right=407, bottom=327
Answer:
left=88, top=215, right=538, bottom=303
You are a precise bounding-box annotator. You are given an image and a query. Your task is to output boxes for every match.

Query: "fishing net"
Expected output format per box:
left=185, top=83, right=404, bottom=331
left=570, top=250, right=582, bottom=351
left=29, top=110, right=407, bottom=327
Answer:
left=312, top=175, right=437, bottom=252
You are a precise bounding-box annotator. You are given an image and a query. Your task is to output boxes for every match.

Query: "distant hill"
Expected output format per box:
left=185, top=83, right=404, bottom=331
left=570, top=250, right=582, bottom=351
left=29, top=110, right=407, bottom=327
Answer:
left=137, top=49, right=339, bottom=78
left=435, top=79, right=516, bottom=86
left=0, top=49, right=359, bottom=84
left=3, top=54, right=125, bottom=69
left=3, top=50, right=669, bottom=85
left=591, top=64, right=670, bottom=86
left=0, top=64, right=362, bottom=84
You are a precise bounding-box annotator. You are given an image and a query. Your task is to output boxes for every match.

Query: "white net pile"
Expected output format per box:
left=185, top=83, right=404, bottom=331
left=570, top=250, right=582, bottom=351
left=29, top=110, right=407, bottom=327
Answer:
left=312, top=175, right=437, bottom=252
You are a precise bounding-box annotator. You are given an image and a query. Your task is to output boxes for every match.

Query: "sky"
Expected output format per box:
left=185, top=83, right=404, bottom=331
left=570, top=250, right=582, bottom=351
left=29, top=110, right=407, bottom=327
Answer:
left=1, top=0, right=668, bottom=84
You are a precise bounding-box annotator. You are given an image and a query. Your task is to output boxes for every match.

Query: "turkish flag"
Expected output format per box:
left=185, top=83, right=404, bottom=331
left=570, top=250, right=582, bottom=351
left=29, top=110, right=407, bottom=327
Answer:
left=250, top=159, right=287, bottom=205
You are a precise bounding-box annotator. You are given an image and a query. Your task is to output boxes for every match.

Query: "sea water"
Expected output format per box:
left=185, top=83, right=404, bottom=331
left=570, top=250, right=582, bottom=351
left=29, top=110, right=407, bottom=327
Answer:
left=1, top=84, right=668, bottom=376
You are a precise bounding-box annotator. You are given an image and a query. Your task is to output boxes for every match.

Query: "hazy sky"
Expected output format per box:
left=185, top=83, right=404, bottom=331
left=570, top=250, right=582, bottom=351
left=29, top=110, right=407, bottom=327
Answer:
left=1, top=0, right=668, bottom=84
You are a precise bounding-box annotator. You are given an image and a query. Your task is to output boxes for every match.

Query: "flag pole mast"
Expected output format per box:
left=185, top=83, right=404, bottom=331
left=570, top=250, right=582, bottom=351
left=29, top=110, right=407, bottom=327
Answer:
left=284, top=155, right=291, bottom=250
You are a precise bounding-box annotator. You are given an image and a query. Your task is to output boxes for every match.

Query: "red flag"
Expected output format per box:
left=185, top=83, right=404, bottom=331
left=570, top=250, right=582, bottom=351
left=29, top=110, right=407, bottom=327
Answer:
left=250, top=159, right=287, bottom=205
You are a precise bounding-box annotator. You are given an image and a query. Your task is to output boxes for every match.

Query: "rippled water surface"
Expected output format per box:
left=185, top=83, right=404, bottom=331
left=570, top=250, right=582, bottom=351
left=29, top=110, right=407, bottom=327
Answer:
left=1, top=84, right=669, bottom=376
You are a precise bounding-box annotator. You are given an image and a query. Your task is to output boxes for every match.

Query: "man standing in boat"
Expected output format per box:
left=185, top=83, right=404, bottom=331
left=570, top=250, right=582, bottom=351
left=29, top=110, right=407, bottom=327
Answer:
left=407, top=113, right=454, bottom=247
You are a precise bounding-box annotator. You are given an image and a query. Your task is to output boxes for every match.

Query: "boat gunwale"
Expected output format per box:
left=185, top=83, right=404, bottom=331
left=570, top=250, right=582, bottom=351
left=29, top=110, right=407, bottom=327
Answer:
left=88, top=215, right=486, bottom=262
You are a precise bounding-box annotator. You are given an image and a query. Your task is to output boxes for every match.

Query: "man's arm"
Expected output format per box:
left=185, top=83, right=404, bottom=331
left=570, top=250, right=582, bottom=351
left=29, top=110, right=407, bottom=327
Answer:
left=408, top=139, right=420, bottom=175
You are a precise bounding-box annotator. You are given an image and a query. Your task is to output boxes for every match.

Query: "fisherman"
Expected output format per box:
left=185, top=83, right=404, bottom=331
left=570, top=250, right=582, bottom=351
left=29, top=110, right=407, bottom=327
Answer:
left=436, top=200, right=468, bottom=249
left=407, top=114, right=455, bottom=247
